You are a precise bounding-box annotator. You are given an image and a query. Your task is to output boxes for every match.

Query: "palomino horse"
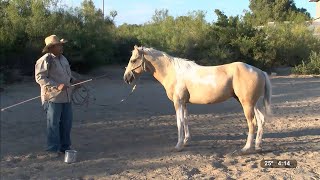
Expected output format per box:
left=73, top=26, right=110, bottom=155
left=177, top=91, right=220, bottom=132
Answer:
left=123, top=45, right=272, bottom=154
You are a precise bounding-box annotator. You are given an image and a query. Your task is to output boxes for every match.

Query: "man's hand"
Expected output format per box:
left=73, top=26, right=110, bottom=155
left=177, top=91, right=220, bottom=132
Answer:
left=57, top=84, right=68, bottom=91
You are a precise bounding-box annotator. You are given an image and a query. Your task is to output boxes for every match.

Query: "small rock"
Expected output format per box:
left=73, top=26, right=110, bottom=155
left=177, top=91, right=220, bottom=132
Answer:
left=187, top=167, right=201, bottom=177
left=251, top=163, right=258, bottom=168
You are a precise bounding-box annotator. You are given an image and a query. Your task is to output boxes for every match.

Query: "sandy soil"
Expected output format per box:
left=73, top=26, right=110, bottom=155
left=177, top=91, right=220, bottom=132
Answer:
left=1, top=66, right=320, bottom=180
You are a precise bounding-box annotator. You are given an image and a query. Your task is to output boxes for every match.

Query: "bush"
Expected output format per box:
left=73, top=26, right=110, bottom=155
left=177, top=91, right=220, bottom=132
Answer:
left=293, top=51, right=320, bottom=75
left=1, top=1, right=320, bottom=85
left=264, top=23, right=320, bottom=67
left=117, top=9, right=320, bottom=71
left=0, top=0, right=116, bottom=77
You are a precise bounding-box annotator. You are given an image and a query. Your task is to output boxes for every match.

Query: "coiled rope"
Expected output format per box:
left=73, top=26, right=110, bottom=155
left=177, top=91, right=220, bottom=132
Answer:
left=71, top=83, right=137, bottom=107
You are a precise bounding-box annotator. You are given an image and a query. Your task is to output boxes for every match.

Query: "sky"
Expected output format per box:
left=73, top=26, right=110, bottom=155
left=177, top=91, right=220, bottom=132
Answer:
left=61, top=0, right=317, bottom=26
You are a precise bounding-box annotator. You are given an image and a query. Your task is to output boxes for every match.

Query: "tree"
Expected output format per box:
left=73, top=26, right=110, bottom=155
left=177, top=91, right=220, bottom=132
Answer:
left=247, top=0, right=310, bottom=25
left=26, top=0, right=53, bottom=43
left=151, top=9, right=169, bottom=23
left=109, top=10, right=117, bottom=21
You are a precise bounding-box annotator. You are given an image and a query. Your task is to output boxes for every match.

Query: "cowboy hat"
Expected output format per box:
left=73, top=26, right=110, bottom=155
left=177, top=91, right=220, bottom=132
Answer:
left=42, top=35, right=68, bottom=53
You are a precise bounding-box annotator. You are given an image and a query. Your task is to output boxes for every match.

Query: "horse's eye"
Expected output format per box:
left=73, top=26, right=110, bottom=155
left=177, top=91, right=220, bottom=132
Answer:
left=131, top=59, right=137, bottom=63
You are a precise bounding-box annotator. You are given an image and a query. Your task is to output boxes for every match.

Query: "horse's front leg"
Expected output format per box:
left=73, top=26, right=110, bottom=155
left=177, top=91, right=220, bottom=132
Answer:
left=183, top=104, right=190, bottom=146
left=174, top=101, right=184, bottom=151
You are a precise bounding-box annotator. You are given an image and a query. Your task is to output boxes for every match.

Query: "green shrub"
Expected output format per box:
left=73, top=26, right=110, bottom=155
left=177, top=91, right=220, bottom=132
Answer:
left=264, top=23, right=320, bottom=67
left=293, top=51, right=320, bottom=75
left=2, top=0, right=320, bottom=84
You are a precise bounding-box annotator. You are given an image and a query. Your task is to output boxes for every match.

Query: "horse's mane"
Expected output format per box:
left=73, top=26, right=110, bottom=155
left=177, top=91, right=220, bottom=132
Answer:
left=140, top=47, right=199, bottom=73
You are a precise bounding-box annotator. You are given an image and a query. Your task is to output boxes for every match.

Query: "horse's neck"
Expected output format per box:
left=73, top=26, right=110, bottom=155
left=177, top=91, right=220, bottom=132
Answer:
left=146, top=55, right=173, bottom=85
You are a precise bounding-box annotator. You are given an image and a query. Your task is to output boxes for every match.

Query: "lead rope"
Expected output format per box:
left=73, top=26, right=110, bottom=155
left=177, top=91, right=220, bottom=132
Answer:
left=83, top=49, right=146, bottom=107
left=89, top=76, right=140, bottom=107
left=1, top=74, right=138, bottom=111
left=0, top=76, right=102, bottom=112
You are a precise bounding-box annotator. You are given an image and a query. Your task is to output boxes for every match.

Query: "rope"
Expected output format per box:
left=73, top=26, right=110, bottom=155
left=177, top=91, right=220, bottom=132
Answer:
left=70, top=73, right=140, bottom=107
left=1, top=96, right=41, bottom=112
left=1, top=74, right=138, bottom=112
left=91, top=84, right=137, bottom=107
left=71, top=85, right=90, bottom=106
left=1, top=81, right=92, bottom=112
left=74, top=76, right=140, bottom=107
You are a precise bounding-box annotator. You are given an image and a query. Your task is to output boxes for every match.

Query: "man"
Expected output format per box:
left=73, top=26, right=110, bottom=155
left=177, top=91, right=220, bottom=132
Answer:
left=35, top=35, right=77, bottom=156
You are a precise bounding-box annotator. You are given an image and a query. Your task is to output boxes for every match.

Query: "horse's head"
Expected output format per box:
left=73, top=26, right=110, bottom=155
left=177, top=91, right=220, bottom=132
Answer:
left=123, top=45, right=147, bottom=84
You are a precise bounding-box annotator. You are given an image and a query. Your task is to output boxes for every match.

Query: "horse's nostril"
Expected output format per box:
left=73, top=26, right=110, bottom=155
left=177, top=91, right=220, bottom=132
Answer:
left=123, top=73, right=135, bottom=84
left=123, top=75, right=127, bottom=82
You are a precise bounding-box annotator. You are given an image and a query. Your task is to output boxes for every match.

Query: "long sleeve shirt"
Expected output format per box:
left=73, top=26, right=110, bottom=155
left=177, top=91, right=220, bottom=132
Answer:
left=35, top=53, right=75, bottom=105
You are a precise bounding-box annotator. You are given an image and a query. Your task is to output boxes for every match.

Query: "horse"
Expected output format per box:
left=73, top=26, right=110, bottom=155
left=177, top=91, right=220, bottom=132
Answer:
left=123, top=45, right=272, bottom=154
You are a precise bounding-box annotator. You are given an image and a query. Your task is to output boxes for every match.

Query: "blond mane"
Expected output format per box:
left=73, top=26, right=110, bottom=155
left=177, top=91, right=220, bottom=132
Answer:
left=140, top=47, right=200, bottom=74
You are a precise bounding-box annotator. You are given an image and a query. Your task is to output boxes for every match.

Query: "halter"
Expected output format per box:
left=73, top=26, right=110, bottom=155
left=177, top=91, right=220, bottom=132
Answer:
left=129, top=47, right=147, bottom=79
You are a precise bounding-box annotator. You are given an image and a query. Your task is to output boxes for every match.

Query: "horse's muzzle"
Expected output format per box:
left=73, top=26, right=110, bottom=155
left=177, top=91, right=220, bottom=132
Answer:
left=123, top=73, right=135, bottom=84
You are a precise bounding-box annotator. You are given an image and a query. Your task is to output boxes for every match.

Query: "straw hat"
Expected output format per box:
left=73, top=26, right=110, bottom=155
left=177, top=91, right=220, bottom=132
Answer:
left=42, top=35, right=68, bottom=53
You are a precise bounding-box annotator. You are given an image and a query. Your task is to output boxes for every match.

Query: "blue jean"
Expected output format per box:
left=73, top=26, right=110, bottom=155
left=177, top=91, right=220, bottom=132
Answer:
left=43, top=102, right=73, bottom=152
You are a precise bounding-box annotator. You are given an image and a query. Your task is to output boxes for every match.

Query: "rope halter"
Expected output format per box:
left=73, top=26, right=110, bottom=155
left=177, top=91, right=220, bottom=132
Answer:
left=129, top=47, right=147, bottom=79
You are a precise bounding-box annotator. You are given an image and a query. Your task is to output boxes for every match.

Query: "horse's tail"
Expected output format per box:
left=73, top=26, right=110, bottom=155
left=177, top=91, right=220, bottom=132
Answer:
left=263, top=72, right=272, bottom=116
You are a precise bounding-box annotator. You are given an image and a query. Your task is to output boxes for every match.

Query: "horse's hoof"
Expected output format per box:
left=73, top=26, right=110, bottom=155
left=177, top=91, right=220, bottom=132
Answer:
left=183, top=141, right=190, bottom=147
left=231, top=150, right=243, bottom=156
left=232, top=148, right=255, bottom=156
left=172, top=146, right=184, bottom=152
left=184, top=137, right=191, bottom=142
left=240, top=151, right=252, bottom=155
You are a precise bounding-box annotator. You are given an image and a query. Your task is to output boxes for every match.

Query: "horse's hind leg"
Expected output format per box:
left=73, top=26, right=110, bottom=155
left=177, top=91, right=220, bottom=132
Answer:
left=254, top=107, right=265, bottom=151
left=183, top=104, right=190, bottom=146
left=241, top=104, right=255, bottom=153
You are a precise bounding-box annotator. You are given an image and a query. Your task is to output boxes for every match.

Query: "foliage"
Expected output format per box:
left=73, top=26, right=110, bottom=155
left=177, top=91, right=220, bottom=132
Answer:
left=0, top=0, right=115, bottom=75
left=293, top=51, right=320, bottom=75
left=1, top=0, right=319, bottom=84
left=246, top=0, right=310, bottom=25
left=264, top=22, right=320, bottom=67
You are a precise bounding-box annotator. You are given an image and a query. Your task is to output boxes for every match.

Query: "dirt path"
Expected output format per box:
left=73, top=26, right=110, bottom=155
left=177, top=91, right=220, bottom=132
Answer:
left=1, top=67, right=319, bottom=179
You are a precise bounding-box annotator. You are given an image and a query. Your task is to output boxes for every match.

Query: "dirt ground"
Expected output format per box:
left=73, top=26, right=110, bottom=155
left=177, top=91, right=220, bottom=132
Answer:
left=1, top=66, right=320, bottom=180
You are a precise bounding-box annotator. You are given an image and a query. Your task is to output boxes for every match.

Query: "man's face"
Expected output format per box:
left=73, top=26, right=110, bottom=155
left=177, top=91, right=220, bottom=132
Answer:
left=50, top=43, right=63, bottom=56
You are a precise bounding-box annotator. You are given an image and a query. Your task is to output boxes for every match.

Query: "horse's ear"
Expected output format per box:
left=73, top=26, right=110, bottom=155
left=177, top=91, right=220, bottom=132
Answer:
left=134, top=45, right=138, bottom=50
